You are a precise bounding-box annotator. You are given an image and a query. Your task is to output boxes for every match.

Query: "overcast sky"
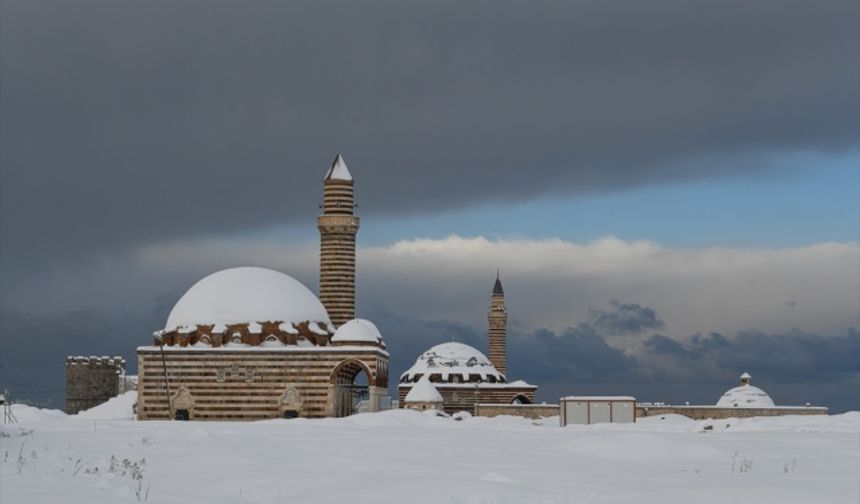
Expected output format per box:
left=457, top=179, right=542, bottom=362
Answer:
left=1, top=0, right=858, bottom=411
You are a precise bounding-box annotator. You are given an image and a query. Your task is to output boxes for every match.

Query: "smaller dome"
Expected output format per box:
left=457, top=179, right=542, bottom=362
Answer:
left=716, top=373, right=775, bottom=408
left=404, top=376, right=444, bottom=404
left=400, top=342, right=506, bottom=384
left=331, top=319, right=384, bottom=344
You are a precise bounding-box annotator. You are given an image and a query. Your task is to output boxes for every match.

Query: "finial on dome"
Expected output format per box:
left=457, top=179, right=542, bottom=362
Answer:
left=740, top=372, right=752, bottom=385
left=324, top=153, right=353, bottom=182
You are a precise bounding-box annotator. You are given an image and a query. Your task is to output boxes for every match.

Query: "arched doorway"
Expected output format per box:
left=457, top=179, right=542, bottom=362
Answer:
left=330, top=360, right=373, bottom=417
left=512, top=394, right=532, bottom=405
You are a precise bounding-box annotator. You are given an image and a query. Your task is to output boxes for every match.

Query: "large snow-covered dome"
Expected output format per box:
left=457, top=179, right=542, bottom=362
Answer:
left=716, top=373, right=775, bottom=408
left=165, top=267, right=331, bottom=330
left=400, top=342, right=506, bottom=384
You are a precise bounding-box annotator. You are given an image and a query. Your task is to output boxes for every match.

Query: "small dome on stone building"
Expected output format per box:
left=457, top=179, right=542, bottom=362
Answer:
left=716, top=372, right=775, bottom=408
left=331, top=319, right=385, bottom=346
left=404, top=376, right=444, bottom=404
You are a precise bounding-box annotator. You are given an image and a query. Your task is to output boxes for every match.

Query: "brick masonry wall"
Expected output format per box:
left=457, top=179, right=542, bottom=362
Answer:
left=636, top=405, right=828, bottom=420
left=138, top=348, right=388, bottom=420
left=399, top=385, right=536, bottom=415
left=65, top=356, right=125, bottom=414
left=475, top=403, right=559, bottom=419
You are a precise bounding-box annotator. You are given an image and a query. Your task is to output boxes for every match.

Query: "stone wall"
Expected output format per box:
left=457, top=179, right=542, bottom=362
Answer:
left=636, top=405, right=828, bottom=420
left=65, top=356, right=125, bottom=414
left=398, top=385, right=536, bottom=415
left=475, top=403, right=559, bottom=419
left=138, top=347, right=388, bottom=420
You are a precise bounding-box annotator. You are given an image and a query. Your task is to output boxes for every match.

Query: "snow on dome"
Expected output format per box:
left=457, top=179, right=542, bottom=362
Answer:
left=401, top=342, right=505, bottom=383
left=716, top=374, right=775, bottom=408
left=331, top=319, right=384, bottom=344
left=164, top=267, right=331, bottom=330
left=324, top=154, right=353, bottom=181
left=404, top=376, right=444, bottom=403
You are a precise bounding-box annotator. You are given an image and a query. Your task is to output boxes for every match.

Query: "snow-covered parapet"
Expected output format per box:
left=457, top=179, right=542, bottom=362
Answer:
left=308, top=322, right=329, bottom=336
left=278, top=322, right=299, bottom=334
left=66, top=355, right=126, bottom=367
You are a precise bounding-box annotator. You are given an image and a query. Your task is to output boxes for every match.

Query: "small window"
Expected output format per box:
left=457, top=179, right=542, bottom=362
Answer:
left=175, top=409, right=190, bottom=421
left=283, top=410, right=298, bottom=419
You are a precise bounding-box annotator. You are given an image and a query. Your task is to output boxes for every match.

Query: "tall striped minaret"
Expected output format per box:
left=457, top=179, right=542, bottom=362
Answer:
left=488, top=270, right=508, bottom=376
left=317, top=154, right=360, bottom=327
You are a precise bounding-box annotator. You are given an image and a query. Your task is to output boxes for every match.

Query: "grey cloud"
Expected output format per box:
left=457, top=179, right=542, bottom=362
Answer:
left=589, top=299, right=665, bottom=335
left=2, top=0, right=858, bottom=278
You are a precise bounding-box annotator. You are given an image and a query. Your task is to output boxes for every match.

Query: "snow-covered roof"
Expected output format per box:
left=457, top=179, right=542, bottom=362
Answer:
left=331, top=319, right=384, bottom=344
left=508, top=379, right=535, bottom=387
left=716, top=384, right=775, bottom=408
left=278, top=322, right=299, bottom=334
left=562, top=396, right=636, bottom=401
left=308, top=321, right=329, bottom=336
left=324, top=153, right=353, bottom=181
left=404, top=376, right=444, bottom=403
left=401, top=342, right=506, bottom=383
left=164, top=267, right=331, bottom=331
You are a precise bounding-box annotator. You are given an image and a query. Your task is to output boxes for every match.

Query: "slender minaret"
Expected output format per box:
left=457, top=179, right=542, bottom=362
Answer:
left=488, top=270, right=508, bottom=376
left=317, top=154, right=360, bottom=327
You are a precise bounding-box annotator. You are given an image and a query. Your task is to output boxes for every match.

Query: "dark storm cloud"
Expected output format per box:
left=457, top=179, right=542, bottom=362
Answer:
left=1, top=0, right=858, bottom=277
left=589, top=299, right=665, bottom=335
left=642, top=328, right=860, bottom=382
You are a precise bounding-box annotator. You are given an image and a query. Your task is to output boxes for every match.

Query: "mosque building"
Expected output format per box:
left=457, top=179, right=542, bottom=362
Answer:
left=136, top=155, right=390, bottom=420
left=398, top=273, right=538, bottom=414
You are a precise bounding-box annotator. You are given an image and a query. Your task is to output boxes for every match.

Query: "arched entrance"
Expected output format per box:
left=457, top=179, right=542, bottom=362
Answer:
left=512, top=394, right=532, bottom=405
left=330, top=360, right=373, bottom=418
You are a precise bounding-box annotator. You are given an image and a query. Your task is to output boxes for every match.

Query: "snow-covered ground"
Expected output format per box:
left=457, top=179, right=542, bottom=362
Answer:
left=1, top=396, right=858, bottom=503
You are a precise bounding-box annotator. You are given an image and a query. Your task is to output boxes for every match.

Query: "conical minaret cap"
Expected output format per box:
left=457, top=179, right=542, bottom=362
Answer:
left=492, top=269, right=504, bottom=296
left=324, top=153, right=353, bottom=181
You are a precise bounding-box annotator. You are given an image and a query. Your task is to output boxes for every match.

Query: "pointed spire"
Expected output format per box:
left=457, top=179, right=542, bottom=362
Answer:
left=324, top=153, right=353, bottom=182
left=492, top=269, right=504, bottom=296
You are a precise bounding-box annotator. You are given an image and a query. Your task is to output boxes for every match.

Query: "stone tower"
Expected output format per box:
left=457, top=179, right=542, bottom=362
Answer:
left=65, top=355, right=125, bottom=414
left=488, top=271, right=508, bottom=376
left=317, top=154, right=360, bottom=327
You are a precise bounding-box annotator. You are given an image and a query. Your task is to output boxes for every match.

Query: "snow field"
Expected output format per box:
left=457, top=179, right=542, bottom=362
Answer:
left=1, top=402, right=858, bottom=504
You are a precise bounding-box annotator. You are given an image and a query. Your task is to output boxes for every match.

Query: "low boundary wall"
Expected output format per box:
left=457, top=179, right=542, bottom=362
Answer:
left=475, top=403, right=559, bottom=419
left=636, top=405, right=828, bottom=420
